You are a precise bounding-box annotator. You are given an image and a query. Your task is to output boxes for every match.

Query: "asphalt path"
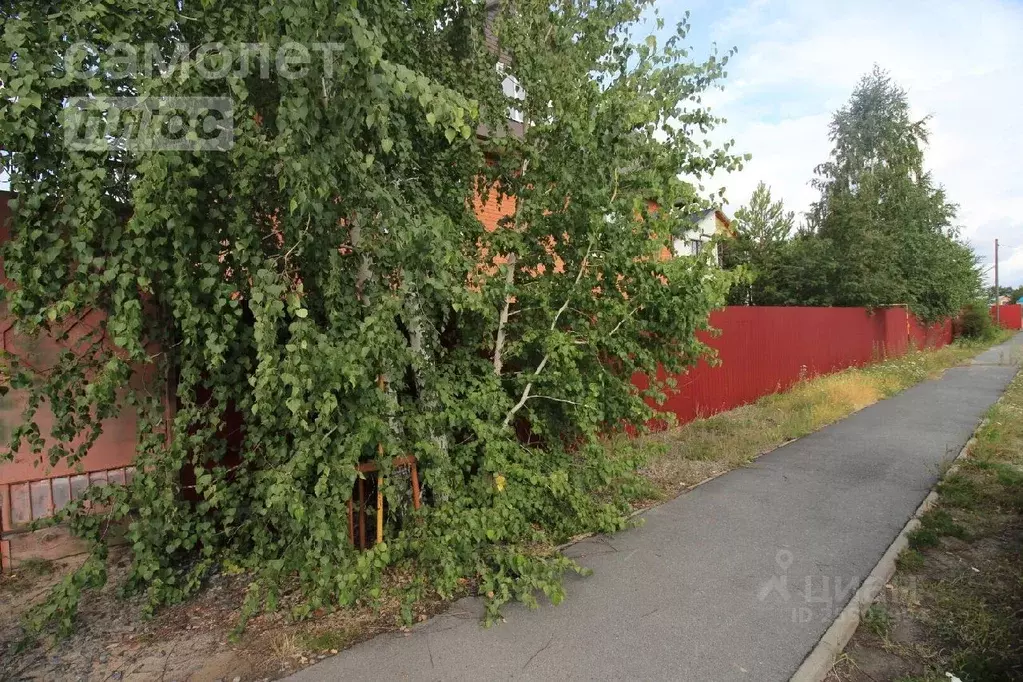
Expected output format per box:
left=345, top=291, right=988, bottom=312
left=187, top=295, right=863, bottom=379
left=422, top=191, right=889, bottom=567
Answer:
left=292, top=333, right=1021, bottom=681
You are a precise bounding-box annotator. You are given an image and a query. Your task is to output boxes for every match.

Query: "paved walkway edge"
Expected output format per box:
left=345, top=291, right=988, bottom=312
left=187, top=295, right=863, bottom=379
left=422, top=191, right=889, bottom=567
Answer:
left=790, top=415, right=992, bottom=682
left=556, top=440, right=799, bottom=552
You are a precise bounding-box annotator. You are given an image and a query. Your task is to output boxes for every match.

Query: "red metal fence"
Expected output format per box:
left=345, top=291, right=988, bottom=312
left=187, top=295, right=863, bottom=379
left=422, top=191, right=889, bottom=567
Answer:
left=634, top=305, right=951, bottom=427
left=991, top=304, right=1023, bottom=330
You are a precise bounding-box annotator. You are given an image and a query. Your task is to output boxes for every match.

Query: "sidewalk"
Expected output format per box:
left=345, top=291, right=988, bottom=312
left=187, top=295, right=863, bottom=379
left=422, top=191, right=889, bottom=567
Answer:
left=291, top=334, right=1021, bottom=682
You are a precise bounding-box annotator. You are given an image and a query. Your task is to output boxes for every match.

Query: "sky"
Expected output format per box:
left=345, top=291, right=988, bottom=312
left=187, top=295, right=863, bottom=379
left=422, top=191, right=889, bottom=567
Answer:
left=648, top=0, right=1023, bottom=288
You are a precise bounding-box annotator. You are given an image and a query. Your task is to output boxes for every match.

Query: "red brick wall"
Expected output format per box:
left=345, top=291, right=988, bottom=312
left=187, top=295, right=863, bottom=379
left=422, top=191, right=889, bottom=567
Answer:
left=473, top=183, right=516, bottom=233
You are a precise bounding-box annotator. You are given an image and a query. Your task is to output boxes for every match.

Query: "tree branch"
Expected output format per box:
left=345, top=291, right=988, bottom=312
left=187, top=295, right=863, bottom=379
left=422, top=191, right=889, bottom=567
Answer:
left=503, top=237, right=594, bottom=428
left=609, top=305, right=639, bottom=337
left=402, top=280, right=449, bottom=458
left=529, top=395, right=584, bottom=406
left=492, top=253, right=517, bottom=375
left=349, top=217, right=372, bottom=304
left=492, top=157, right=530, bottom=375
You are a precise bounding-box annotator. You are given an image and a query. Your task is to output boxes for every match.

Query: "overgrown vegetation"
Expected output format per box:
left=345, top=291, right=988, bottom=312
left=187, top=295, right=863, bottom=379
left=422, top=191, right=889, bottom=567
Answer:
left=724, top=67, right=981, bottom=322
left=863, top=604, right=893, bottom=639
left=829, top=368, right=1023, bottom=682
left=640, top=335, right=1008, bottom=495
left=907, top=508, right=967, bottom=549
left=958, top=301, right=999, bottom=340
left=0, top=2, right=746, bottom=633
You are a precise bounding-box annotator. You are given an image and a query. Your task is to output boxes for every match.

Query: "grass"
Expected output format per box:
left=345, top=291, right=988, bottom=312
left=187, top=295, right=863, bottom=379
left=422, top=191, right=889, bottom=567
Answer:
left=296, top=628, right=352, bottom=653
left=895, top=548, right=925, bottom=572
left=830, top=363, right=1023, bottom=682
left=908, top=509, right=968, bottom=549
left=639, top=333, right=1013, bottom=495
left=13, top=558, right=55, bottom=578
left=863, top=604, right=894, bottom=638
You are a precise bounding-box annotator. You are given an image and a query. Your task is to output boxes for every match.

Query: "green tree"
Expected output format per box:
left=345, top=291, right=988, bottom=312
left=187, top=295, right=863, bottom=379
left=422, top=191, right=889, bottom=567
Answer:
left=993, top=284, right=1023, bottom=303
left=790, top=66, right=980, bottom=321
left=722, top=181, right=794, bottom=305
left=0, top=1, right=743, bottom=629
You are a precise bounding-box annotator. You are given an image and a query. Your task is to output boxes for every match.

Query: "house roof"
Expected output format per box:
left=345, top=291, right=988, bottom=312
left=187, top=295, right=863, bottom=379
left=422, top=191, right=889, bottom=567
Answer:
left=685, top=208, right=732, bottom=229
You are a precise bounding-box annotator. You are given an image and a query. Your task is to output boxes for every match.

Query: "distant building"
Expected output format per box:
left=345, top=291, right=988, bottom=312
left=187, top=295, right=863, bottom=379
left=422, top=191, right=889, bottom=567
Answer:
left=674, top=208, right=732, bottom=266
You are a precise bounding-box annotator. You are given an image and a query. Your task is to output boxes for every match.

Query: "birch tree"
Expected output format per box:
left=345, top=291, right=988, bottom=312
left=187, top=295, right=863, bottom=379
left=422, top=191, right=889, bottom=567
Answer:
left=1, top=0, right=742, bottom=629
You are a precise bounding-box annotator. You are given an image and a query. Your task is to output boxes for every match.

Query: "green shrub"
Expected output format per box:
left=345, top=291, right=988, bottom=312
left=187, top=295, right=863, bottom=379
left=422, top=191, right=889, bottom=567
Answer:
left=863, top=603, right=894, bottom=638
left=958, top=301, right=997, bottom=340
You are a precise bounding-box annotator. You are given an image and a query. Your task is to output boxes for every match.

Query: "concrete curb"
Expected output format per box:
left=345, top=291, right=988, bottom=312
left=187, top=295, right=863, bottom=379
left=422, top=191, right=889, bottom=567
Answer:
left=788, top=426, right=984, bottom=682
left=791, top=342, right=1020, bottom=681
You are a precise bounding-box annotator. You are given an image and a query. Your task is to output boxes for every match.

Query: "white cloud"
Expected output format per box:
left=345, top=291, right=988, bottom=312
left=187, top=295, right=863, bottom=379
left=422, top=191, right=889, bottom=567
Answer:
left=687, top=0, right=1023, bottom=286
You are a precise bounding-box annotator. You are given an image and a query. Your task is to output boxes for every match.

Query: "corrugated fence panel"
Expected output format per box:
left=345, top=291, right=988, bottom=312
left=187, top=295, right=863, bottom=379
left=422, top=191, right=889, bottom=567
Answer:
left=638, top=305, right=949, bottom=427
left=908, top=314, right=953, bottom=350
left=991, top=304, right=1022, bottom=330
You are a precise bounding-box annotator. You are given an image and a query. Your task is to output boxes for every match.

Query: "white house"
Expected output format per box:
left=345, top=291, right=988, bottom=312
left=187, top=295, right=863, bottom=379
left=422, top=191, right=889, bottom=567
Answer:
left=673, top=208, right=732, bottom=266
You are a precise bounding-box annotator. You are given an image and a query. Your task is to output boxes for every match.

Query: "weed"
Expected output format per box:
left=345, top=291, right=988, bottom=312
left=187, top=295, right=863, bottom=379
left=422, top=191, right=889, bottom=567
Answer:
left=918, top=508, right=967, bottom=540
left=895, top=548, right=925, bottom=572
left=268, top=633, right=301, bottom=665
left=933, top=585, right=1020, bottom=680
left=17, top=558, right=56, bottom=577
left=907, top=526, right=939, bottom=549
left=906, top=509, right=967, bottom=548
left=906, top=508, right=967, bottom=549
left=937, top=475, right=982, bottom=509
left=297, top=629, right=350, bottom=653
left=993, top=463, right=1023, bottom=489
left=863, top=603, right=894, bottom=638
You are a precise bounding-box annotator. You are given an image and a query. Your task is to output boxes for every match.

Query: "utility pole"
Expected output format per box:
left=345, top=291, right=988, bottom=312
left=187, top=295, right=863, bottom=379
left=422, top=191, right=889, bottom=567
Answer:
left=994, top=239, right=1000, bottom=325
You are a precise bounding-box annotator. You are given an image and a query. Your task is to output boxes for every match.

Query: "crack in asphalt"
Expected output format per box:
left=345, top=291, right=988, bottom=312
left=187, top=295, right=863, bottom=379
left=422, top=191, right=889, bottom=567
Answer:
left=522, top=634, right=555, bottom=671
